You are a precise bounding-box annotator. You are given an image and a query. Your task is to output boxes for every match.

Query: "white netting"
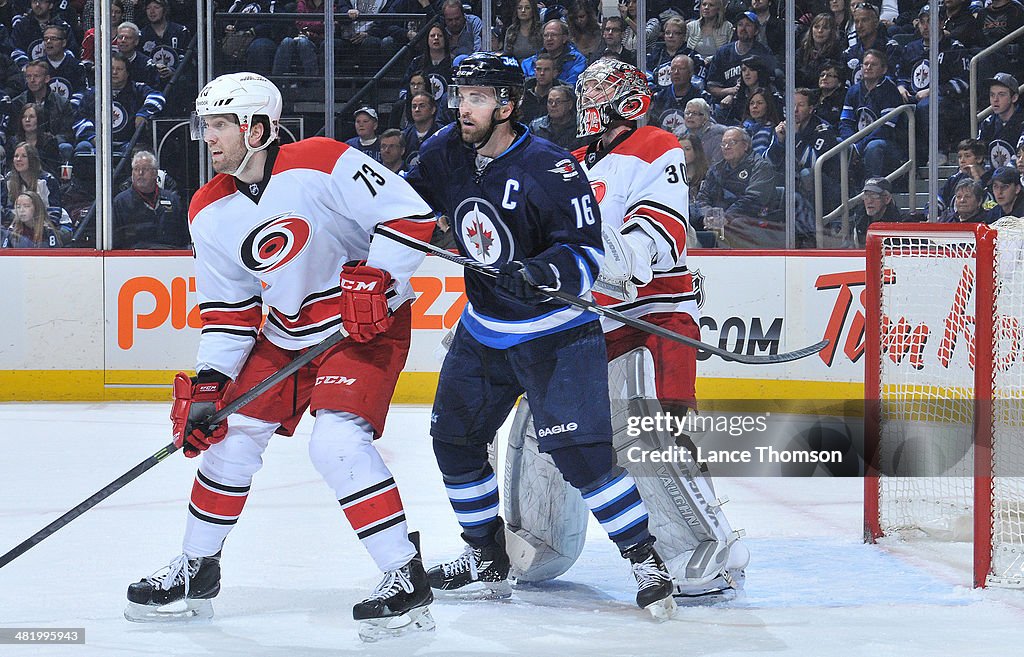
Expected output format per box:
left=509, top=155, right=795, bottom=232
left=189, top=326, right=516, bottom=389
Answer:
left=874, top=222, right=1024, bottom=588
left=989, top=217, right=1024, bottom=586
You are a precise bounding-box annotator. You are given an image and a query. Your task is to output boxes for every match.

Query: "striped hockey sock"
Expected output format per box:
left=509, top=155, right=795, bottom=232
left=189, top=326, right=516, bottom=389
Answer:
left=184, top=469, right=250, bottom=556
left=443, top=466, right=500, bottom=544
left=339, top=477, right=411, bottom=570
left=581, top=468, right=651, bottom=551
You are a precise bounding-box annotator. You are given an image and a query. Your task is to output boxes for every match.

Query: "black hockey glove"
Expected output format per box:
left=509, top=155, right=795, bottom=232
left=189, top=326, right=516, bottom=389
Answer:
left=495, top=259, right=559, bottom=305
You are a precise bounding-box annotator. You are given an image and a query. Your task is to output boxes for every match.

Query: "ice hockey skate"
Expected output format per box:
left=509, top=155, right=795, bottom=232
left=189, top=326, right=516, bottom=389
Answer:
left=672, top=537, right=749, bottom=605
left=427, top=518, right=512, bottom=600
left=353, top=532, right=435, bottom=642
left=623, top=538, right=677, bottom=621
left=124, top=553, right=221, bottom=622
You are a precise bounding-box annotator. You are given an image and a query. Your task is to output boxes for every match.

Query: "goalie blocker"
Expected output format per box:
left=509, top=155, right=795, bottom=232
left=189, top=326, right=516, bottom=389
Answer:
left=505, top=348, right=749, bottom=597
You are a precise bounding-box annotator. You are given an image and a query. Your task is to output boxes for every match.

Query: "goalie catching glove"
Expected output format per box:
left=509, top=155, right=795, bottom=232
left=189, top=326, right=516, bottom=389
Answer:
left=339, top=261, right=395, bottom=342
left=594, top=223, right=655, bottom=301
left=171, top=370, right=230, bottom=458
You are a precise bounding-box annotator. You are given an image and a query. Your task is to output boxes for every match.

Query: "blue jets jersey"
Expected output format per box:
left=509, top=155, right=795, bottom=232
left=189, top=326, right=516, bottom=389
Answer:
left=405, top=123, right=604, bottom=349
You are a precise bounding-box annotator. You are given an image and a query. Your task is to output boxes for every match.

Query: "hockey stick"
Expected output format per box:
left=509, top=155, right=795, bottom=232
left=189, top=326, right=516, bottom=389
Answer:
left=0, top=329, right=348, bottom=570
left=375, top=225, right=828, bottom=364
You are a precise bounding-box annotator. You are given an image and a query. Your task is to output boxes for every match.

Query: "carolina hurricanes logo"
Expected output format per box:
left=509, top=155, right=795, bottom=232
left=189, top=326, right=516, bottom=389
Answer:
left=618, top=96, right=648, bottom=120
left=590, top=180, right=607, bottom=203
left=239, top=213, right=312, bottom=273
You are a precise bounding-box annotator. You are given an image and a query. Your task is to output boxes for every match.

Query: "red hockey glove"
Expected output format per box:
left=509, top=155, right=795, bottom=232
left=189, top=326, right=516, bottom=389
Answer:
left=170, top=371, right=229, bottom=458
left=339, top=261, right=395, bottom=342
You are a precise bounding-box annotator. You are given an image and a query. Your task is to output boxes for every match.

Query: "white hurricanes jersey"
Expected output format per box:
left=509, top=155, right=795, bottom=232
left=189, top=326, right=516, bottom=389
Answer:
left=188, top=137, right=435, bottom=378
left=574, top=126, right=699, bottom=330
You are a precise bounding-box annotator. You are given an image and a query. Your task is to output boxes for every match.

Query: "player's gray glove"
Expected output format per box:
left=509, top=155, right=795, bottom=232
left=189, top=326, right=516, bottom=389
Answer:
left=496, top=260, right=559, bottom=305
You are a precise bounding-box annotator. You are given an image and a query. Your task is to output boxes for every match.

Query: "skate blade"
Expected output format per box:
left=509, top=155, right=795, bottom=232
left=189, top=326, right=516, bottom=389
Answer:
left=673, top=585, right=740, bottom=606
left=435, top=580, right=512, bottom=601
left=645, top=594, right=677, bottom=622
left=358, top=606, right=435, bottom=642
left=124, top=598, right=213, bottom=623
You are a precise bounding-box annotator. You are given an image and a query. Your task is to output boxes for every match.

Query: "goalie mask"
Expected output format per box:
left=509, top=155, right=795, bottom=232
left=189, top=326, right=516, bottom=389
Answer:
left=575, top=59, right=652, bottom=138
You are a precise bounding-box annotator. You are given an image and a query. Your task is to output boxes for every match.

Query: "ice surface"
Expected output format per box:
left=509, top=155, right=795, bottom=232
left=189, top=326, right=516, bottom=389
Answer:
left=2, top=403, right=1023, bottom=656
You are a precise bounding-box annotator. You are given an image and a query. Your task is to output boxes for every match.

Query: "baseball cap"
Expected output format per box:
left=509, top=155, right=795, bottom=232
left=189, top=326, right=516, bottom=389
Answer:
left=917, top=4, right=930, bottom=17
left=862, top=177, right=892, bottom=194
left=990, top=166, right=1021, bottom=186
left=986, top=72, right=1020, bottom=92
left=354, top=106, right=379, bottom=121
left=737, top=11, right=760, bottom=28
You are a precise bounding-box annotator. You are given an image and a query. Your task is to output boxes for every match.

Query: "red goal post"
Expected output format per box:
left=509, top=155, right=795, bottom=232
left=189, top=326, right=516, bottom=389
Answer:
left=864, top=221, right=1024, bottom=589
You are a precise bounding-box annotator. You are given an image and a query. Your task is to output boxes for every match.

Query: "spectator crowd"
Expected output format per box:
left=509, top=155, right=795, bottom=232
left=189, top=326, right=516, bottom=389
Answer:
left=5, top=0, right=1024, bottom=249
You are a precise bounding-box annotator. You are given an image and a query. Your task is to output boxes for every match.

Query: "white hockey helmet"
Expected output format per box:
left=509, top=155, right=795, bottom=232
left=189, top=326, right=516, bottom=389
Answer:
left=192, top=73, right=282, bottom=173
left=575, top=59, right=652, bottom=138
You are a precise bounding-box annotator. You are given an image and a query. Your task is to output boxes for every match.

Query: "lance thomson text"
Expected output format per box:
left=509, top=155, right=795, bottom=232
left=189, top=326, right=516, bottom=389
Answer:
left=624, top=443, right=847, bottom=465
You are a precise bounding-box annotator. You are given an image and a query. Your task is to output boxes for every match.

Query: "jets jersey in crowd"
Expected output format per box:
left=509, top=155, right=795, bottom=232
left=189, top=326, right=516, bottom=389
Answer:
left=896, top=37, right=969, bottom=98
left=977, top=109, right=1024, bottom=169
left=405, top=123, right=604, bottom=349
left=187, top=137, right=435, bottom=378
left=574, top=126, right=698, bottom=329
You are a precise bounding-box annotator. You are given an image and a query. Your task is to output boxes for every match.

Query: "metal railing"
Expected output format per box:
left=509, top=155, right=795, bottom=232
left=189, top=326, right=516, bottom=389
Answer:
left=813, top=104, right=916, bottom=247
left=970, top=23, right=1024, bottom=137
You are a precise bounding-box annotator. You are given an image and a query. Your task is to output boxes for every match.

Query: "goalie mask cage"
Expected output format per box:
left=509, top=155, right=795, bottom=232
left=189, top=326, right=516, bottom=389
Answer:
left=864, top=220, right=1024, bottom=589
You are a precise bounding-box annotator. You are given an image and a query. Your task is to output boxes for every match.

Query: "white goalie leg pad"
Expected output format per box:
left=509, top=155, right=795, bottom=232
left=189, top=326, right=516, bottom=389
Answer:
left=609, top=348, right=749, bottom=596
left=503, top=396, right=590, bottom=583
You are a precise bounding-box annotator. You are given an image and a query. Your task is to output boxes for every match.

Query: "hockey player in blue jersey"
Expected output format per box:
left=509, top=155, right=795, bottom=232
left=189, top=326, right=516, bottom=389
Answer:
left=402, top=52, right=677, bottom=619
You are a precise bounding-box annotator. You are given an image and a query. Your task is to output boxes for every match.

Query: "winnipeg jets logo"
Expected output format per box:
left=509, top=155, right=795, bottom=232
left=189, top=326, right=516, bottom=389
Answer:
left=913, top=62, right=929, bottom=90
left=660, top=109, right=685, bottom=134
left=857, top=108, right=877, bottom=133
left=991, top=141, right=1013, bottom=169
left=453, top=197, right=513, bottom=266
left=428, top=72, right=447, bottom=100
left=49, top=78, right=72, bottom=101
left=152, top=47, right=177, bottom=69
left=466, top=216, right=494, bottom=258
left=111, top=102, right=128, bottom=131
left=548, top=158, right=579, bottom=180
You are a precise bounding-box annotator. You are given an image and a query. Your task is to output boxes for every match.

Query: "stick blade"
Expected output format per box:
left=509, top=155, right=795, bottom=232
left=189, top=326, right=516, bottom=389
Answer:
left=729, top=339, right=830, bottom=365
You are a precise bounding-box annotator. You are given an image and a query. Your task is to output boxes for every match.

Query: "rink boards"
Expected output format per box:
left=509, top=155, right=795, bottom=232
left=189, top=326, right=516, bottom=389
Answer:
left=0, top=249, right=867, bottom=404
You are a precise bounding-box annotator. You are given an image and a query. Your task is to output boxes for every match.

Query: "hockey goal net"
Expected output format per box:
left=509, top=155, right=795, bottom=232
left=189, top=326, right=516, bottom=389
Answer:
left=864, top=220, right=1024, bottom=588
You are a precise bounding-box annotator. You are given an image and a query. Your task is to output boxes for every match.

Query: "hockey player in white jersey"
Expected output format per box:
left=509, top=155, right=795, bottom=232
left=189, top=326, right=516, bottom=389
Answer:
left=124, top=73, right=437, bottom=641
left=503, top=58, right=749, bottom=599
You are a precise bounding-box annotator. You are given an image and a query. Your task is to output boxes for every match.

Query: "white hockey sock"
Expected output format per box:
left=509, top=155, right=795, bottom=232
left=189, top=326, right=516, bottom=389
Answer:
left=309, top=410, right=415, bottom=572
left=183, top=414, right=277, bottom=557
